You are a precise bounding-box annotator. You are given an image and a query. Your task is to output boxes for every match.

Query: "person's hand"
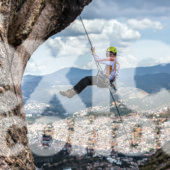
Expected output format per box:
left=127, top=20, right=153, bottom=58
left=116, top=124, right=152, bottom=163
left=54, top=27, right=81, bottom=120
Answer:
left=91, top=47, right=95, bottom=55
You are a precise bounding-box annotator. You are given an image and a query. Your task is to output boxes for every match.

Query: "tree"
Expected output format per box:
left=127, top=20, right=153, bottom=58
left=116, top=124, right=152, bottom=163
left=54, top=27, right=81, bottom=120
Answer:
left=0, top=0, right=91, bottom=169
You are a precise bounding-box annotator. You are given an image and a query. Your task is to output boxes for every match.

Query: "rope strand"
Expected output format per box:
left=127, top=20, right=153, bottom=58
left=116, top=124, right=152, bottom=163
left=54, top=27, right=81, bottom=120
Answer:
left=79, top=14, right=131, bottom=148
left=79, top=15, right=122, bottom=116
left=79, top=16, right=93, bottom=49
left=79, top=15, right=103, bottom=72
left=79, top=15, right=123, bottom=121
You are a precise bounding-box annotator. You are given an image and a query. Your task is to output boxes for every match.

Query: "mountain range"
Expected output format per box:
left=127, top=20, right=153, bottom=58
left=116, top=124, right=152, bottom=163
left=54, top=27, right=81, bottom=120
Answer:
left=22, top=63, right=170, bottom=115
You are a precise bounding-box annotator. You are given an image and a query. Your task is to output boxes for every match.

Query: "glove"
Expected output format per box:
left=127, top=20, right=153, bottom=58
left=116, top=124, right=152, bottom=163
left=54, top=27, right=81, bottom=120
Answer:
left=91, top=47, right=95, bottom=55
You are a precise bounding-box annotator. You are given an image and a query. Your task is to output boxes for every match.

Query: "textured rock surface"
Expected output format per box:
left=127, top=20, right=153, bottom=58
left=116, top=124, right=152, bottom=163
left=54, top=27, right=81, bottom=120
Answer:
left=0, top=0, right=91, bottom=169
left=140, top=142, right=170, bottom=170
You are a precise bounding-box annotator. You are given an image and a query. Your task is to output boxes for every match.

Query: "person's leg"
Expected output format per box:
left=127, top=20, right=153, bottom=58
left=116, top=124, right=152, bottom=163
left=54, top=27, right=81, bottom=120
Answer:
left=60, top=76, right=97, bottom=98
left=73, top=76, right=96, bottom=94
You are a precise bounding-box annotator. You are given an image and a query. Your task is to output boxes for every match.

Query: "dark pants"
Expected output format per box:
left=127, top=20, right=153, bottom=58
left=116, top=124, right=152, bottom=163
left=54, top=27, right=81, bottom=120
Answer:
left=73, top=76, right=108, bottom=94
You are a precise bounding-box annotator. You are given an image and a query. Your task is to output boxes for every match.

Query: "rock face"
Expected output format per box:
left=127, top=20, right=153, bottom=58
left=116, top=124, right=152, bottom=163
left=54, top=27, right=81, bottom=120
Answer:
left=140, top=142, right=170, bottom=170
left=0, top=0, right=91, bottom=169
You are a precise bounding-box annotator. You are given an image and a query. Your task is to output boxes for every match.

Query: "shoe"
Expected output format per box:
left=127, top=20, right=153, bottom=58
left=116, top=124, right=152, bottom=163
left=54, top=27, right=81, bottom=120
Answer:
left=59, top=89, right=76, bottom=98
left=0, top=87, right=5, bottom=94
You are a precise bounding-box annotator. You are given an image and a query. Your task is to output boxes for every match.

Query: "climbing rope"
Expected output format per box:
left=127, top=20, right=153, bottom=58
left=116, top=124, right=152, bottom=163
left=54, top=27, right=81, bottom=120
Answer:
left=79, top=15, right=123, bottom=120
left=79, top=16, right=103, bottom=72
left=79, top=15, right=132, bottom=147
left=79, top=15, right=93, bottom=49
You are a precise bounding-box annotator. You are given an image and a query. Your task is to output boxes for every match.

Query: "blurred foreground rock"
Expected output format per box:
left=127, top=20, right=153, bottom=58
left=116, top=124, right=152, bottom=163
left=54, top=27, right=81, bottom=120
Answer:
left=0, top=0, right=91, bottom=169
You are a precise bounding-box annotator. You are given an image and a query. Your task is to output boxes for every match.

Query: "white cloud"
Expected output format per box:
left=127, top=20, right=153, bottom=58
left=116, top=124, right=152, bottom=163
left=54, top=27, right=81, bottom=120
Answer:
left=119, top=54, right=138, bottom=68
left=120, top=40, right=170, bottom=68
left=27, top=18, right=141, bottom=75
left=53, top=19, right=141, bottom=58
left=127, top=18, right=163, bottom=30
left=56, top=36, right=88, bottom=57
left=60, top=19, right=141, bottom=42
left=67, top=19, right=105, bottom=35
left=26, top=18, right=168, bottom=75
left=26, top=36, right=90, bottom=75
left=46, top=37, right=63, bottom=52
left=25, top=61, right=46, bottom=75
left=83, top=0, right=170, bottom=19
left=102, top=20, right=141, bottom=41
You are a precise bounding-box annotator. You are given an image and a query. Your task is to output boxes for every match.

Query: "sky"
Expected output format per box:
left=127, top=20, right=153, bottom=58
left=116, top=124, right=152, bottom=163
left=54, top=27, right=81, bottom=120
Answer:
left=25, top=0, right=170, bottom=75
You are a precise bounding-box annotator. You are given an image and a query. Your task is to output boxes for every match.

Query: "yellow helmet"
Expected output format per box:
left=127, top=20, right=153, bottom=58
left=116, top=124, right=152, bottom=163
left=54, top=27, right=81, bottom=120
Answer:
left=106, top=46, right=117, bottom=56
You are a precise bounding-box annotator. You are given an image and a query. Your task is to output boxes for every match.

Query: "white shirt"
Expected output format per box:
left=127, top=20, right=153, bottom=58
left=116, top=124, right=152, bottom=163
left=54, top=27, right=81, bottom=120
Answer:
left=93, top=54, right=120, bottom=81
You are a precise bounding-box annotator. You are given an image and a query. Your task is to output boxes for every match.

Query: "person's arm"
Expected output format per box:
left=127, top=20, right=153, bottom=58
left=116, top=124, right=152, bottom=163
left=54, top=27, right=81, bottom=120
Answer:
left=96, top=57, right=115, bottom=62
left=91, top=47, right=114, bottom=65
left=91, top=47, right=103, bottom=61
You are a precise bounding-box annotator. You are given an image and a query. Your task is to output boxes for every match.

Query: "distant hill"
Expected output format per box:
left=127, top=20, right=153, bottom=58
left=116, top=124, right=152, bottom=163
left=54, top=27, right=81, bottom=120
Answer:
left=135, top=73, right=170, bottom=94
left=22, top=67, right=94, bottom=102
left=22, top=63, right=170, bottom=96
left=119, top=63, right=170, bottom=76
left=118, top=63, right=170, bottom=93
left=23, top=63, right=170, bottom=93
left=22, top=63, right=170, bottom=115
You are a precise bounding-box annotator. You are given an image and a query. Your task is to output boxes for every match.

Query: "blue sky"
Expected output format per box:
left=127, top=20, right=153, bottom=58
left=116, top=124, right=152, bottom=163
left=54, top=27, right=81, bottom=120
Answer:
left=25, top=0, right=170, bottom=75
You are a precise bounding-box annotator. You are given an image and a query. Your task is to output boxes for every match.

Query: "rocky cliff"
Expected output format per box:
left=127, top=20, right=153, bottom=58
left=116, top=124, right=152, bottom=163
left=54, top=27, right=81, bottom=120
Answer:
left=0, top=0, right=91, bottom=169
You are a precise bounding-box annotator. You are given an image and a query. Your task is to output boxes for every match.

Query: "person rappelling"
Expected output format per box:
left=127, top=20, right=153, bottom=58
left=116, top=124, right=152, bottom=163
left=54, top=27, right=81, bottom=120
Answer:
left=59, top=16, right=120, bottom=98
left=60, top=15, right=128, bottom=144
left=60, top=46, right=119, bottom=98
